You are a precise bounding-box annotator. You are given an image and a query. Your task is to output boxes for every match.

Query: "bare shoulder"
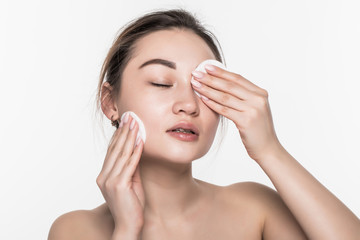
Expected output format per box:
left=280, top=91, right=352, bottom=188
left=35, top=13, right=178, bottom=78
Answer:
left=222, top=181, right=295, bottom=221
left=219, top=181, right=278, bottom=208
left=194, top=179, right=275, bottom=206
left=48, top=204, right=114, bottom=240
left=223, top=181, right=306, bottom=239
left=224, top=181, right=279, bottom=202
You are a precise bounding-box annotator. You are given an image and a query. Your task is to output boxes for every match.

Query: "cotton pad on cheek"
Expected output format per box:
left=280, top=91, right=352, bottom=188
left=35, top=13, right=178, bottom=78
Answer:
left=120, top=111, right=147, bottom=144
left=192, top=59, right=227, bottom=98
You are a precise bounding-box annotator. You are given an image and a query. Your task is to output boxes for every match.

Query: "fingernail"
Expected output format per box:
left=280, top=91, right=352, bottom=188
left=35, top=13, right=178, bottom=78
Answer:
left=192, top=71, right=204, bottom=78
left=130, top=118, right=136, bottom=130
left=205, top=64, right=215, bottom=72
left=124, top=112, right=129, bottom=123
left=191, top=78, right=201, bottom=88
left=119, top=121, right=124, bottom=128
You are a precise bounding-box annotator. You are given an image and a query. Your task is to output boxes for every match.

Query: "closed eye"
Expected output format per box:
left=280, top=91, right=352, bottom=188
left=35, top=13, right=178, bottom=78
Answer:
left=151, top=83, right=172, bottom=88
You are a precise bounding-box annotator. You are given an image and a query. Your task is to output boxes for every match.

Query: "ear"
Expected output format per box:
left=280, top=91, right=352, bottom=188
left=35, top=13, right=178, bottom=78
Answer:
left=100, top=82, right=119, bottom=122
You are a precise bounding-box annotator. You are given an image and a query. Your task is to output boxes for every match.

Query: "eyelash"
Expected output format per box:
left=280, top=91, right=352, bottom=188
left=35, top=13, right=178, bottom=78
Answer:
left=151, top=83, right=172, bottom=88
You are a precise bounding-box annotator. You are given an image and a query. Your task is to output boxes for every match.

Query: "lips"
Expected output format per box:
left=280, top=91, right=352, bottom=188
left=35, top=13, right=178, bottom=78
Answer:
left=166, top=121, right=200, bottom=136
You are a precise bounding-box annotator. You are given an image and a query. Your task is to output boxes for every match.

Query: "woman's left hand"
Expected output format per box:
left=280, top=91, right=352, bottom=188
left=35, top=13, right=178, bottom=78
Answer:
left=191, top=64, right=282, bottom=163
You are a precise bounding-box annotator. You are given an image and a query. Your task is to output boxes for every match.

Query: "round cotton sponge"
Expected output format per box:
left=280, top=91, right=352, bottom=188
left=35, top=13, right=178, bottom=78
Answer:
left=192, top=59, right=227, bottom=98
left=120, top=111, right=146, bottom=144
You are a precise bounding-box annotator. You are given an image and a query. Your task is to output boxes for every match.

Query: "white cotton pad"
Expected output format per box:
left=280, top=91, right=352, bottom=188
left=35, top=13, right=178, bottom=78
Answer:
left=192, top=59, right=227, bottom=98
left=120, top=111, right=146, bottom=144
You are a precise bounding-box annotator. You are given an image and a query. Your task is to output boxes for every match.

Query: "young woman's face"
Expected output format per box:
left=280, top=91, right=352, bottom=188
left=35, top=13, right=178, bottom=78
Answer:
left=117, top=29, right=220, bottom=163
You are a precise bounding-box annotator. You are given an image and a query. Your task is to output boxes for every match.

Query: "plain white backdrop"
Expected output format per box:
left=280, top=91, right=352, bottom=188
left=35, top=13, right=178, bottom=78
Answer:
left=1, top=0, right=359, bottom=239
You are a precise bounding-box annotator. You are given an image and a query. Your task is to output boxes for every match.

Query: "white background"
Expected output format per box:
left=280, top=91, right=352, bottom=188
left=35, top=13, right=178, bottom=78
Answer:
left=1, top=0, right=359, bottom=239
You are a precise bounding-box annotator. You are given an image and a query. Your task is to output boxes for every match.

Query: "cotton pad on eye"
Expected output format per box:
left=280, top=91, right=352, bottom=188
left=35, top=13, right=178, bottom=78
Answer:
left=120, top=111, right=146, bottom=144
left=192, top=59, right=227, bottom=98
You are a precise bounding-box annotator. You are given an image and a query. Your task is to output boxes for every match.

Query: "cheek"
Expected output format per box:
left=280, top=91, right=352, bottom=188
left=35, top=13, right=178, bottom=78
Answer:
left=198, top=103, right=219, bottom=141
left=131, top=94, right=168, bottom=140
left=202, top=114, right=220, bottom=147
left=202, top=103, right=220, bottom=130
left=117, top=81, right=168, bottom=130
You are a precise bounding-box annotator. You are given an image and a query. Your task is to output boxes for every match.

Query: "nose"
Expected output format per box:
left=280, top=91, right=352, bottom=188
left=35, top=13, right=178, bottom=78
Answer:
left=172, top=75, right=200, bottom=117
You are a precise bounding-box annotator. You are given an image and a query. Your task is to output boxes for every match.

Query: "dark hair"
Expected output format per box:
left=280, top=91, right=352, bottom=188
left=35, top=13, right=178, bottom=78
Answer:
left=94, top=8, right=227, bottom=151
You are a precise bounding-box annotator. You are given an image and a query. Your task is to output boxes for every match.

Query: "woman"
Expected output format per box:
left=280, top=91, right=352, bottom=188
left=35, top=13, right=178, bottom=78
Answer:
left=48, top=8, right=360, bottom=240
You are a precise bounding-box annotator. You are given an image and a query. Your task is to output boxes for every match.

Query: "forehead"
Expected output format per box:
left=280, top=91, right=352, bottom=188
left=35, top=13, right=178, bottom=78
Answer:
left=128, top=29, right=216, bottom=70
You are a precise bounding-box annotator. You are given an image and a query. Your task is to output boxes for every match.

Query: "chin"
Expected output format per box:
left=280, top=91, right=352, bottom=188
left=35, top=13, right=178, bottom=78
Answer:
left=141, top=144, right=208, bottom=164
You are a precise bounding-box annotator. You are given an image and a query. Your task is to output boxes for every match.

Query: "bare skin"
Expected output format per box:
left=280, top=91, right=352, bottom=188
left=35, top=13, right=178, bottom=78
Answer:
left=48, top=29, right=360, bottom=240
left=48, top=180, right=305, bottom=240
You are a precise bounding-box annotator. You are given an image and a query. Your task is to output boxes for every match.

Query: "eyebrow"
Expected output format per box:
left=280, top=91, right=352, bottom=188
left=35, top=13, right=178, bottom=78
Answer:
left=138, top=58, right=177, bottom=70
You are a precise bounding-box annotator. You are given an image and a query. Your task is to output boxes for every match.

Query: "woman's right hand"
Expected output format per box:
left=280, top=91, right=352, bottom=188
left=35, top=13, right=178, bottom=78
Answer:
left=96, top=113, right=145, bottom=234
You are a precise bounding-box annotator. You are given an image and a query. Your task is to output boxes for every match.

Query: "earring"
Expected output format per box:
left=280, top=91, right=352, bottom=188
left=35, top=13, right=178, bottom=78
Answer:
left=111, top=115, right=118, bottom=127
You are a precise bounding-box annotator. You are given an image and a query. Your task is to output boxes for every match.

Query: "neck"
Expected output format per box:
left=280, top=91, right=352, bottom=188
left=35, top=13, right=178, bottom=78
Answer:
left=139, top=157, right=201, bottom=223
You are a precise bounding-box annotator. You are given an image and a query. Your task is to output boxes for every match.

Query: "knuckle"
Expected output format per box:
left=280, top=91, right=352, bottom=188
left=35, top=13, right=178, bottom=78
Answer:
left=255, top=94, right=267, bottom=106
left=118, top=150, right=130, bottom=160
left=96, top=176, right=103, bottom=186
left=125, top=159, right=132, bottom=167
left=220, top=105, right=228, bottom=115
left=104, top=179, right=114, bottom=191
left=224, top=82, right=233, bottom=93
left=220, top=93, right=230, bottom=104
left=262, top=88, right=269, bottom=97
left=115, top=180, right=127, bottom=192
left=104, top=177, right=125, bottom=192
left=96, top=173, right=107, bottom=186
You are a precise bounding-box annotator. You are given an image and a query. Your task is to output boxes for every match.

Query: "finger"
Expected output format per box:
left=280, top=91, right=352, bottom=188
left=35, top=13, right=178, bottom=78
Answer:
left=132, top=154, right=142, bottom=184
left=192, top=73, right=252, bottom=101
left=108, top=115, right=132, bottom=153
left=98, top=126, right=123, bottom=179
left=108, top=117, right=139, bottom=178
left=99, top=115, right=132, bottom=177
left=121, top=118, right=139, bottom=156
left=122, top=139, right=143, bottom=182
left=192, top=81, right=247, bottom=112
left=204, top=64, right=266, bottom=95
left=106, top=124, right=123, bottom=154
left=200, top=95, right=246, bottom=127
